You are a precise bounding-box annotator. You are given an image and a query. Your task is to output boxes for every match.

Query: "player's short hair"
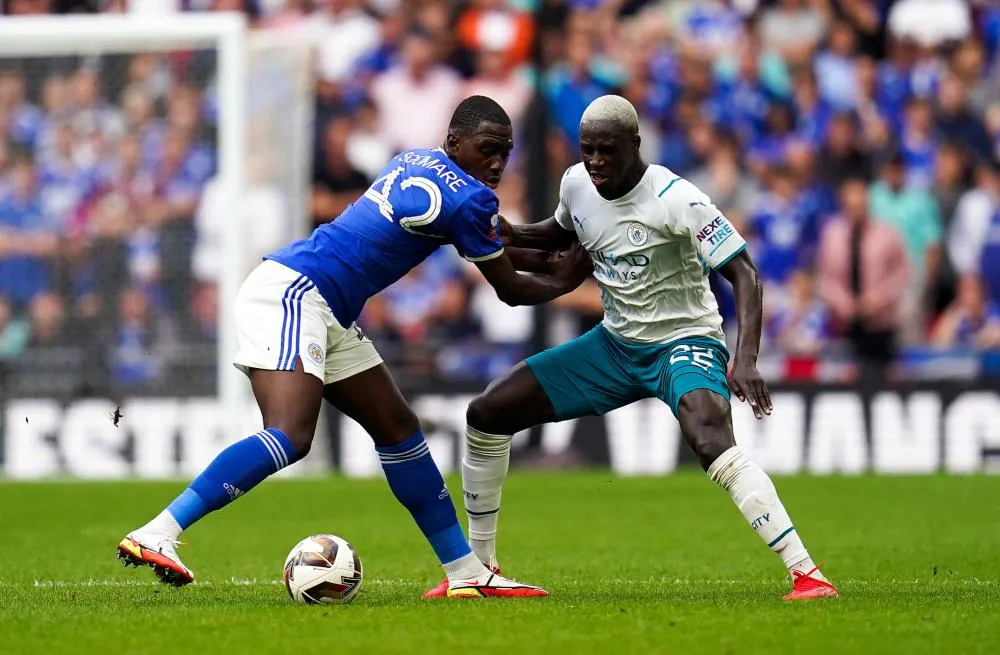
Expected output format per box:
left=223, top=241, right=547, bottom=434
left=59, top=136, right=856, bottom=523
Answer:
left=580, top=95, right=639, bottom=135
left=449, top=95, right=511, bottom=136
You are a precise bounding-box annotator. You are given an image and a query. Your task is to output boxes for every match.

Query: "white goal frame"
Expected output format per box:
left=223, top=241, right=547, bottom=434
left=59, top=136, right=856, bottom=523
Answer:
left=0, top=14, right=249, bottom=436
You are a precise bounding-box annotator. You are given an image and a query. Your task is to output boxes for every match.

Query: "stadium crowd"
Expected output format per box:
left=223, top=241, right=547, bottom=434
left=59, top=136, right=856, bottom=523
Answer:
left=1, top=0, right=1000, bottom=397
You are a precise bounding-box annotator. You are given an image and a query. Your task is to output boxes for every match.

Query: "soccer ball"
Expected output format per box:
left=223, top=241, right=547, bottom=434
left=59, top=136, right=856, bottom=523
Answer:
left=282, top=534, right=364, bottom=605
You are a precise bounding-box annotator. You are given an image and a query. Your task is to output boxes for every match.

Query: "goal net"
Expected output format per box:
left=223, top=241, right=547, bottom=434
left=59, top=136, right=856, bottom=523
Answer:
left=0, top=15, right=320, bottom=478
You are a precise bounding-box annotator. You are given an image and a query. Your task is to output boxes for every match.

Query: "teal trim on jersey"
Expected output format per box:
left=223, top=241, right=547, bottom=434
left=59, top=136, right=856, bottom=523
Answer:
left=657, top=177, right=682, bottom=197
left=525, top=326, right=731, bottom=419
left=711, top=242, right=746, bottom=270
left=768, top=526, right=796, bottom=548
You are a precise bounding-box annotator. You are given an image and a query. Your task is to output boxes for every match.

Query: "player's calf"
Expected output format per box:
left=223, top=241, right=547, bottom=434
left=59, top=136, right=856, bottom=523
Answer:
left=677, top=390, right=838, bottom=600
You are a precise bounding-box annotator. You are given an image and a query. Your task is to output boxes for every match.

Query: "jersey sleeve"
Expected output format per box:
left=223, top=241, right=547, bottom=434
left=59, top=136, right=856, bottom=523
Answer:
left=668, top=181, right=747, bottom=269
left=450, top=189, right=504, bottom=262
left=553, top=167, right=575, bottom=231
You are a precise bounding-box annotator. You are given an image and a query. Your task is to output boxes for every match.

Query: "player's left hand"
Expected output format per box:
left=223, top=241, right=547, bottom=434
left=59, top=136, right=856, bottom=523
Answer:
left=729, top=359, right=772, bottom=420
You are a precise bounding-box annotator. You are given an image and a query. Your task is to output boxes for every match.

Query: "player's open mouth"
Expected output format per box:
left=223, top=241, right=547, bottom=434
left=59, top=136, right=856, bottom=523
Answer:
left=589, top=172, right=609, bottom=186
left=485, top=177, right=500, bottom=189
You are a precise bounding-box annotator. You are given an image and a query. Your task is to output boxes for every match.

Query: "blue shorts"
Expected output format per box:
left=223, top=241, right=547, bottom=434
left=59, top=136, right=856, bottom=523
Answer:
left=525, top=325, right=731, bottom=419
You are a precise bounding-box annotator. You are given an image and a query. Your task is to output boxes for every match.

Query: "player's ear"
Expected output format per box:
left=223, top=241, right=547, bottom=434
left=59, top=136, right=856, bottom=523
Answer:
left=632, top=133, right=641, bottom=154
left=444, top=131, right=460, bottom=156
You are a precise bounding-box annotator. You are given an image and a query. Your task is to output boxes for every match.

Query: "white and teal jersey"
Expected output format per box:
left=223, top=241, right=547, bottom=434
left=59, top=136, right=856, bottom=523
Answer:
left=554, top=163, right=747, bottom=345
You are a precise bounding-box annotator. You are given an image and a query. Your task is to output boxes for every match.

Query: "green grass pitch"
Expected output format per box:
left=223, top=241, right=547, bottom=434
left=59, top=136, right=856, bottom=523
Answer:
left=1, top=472, right=998, bottom=653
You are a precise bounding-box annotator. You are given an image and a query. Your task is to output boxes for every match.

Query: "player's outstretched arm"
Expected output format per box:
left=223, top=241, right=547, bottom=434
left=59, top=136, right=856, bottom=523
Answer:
left=501, top=216, right=578, bottom=252
left=476, top=243, right=591, bottom=306
left=717, top=249, right=772, bottom=419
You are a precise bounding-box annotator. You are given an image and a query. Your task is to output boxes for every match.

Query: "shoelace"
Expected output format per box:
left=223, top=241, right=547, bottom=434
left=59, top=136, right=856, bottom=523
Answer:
left=793, top=561, right=827, bottom=582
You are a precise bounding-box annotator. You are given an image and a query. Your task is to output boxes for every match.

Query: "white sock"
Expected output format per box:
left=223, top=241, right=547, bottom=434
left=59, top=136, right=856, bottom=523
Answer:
left=443, top=552, right=489, bottom=582
left=140, top=509, right=183, bottom=541
left=462, top=426, right=512, bottom=566
left=707, top=446, right=826, bottom=582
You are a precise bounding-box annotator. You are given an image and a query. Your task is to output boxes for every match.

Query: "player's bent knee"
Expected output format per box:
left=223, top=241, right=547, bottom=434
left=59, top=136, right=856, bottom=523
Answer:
left=268, top=426, right=314, bottom=459
left=466, top=393, right=501, bottom=434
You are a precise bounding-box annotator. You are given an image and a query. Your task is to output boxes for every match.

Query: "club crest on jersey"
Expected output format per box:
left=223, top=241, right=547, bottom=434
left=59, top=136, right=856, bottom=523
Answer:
left=627, top=222, right=648, bottom=246
left=308, top=343, right=324, bottom=364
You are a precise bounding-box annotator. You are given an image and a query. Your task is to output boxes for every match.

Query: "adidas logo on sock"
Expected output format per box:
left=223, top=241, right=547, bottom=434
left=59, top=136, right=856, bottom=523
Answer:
left=224, top=483, right=244, bottom=500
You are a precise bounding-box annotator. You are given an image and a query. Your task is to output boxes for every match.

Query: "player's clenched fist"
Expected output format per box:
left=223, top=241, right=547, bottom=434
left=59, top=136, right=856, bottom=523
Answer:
left=548, top=243, right=592, bottom=282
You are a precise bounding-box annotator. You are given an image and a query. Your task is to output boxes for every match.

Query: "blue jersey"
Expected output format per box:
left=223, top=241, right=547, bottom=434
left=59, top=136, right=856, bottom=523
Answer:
left=267, top=148, right=503, bottom=327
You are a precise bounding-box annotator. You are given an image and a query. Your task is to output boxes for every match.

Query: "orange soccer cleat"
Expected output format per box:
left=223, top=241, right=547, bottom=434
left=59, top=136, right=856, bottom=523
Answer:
left=445, top=570, right=548, bottom=598
left=783, top=563, right=838, bottom=600
left=117, top=531, right=194, bottom=587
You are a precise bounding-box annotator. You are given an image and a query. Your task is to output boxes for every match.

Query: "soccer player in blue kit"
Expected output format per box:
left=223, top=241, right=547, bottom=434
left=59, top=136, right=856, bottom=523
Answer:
left=117, top=96, right=590, bottom=598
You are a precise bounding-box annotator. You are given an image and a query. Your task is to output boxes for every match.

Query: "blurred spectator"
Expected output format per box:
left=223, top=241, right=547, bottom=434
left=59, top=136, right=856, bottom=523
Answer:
left=949, top=160, right=998, bottom=278
left=0, top=70, right=44, bottom=149
left=27, top=291, right=66, bottom=346
left=766, top=269, right=829, bottom=357
left=791, top=68, right=832, bottom=146
left=818, top=177, right=910, bottom=381
left=869, top=152, right=942, bottom=342
left=463, top=47, right=532, bottom=132
left=900, top=97, right=938, bottom=190
left=758, top=0, right=826, bottom=68
left=38, top=121, right=97, bottom=230
left=817, top=112, right=872, bottom=191
left=931, top=274, right=1000, bottom=350
left=311, top=115, right=370, bottom=226
left=193, top=153, right=286, bottom=283
left=688, top=127, right=758, bottom=226
left=936, top=72, right=992, bottom=163
left=371, top=27, right=462, bottom=153
left=307, top=0, right=383, bottom=87
left=544, top=28, right=616, bottom=149
left=748, top=165, right=816, bottom=289
left=109, top=285, right=171, bottom=388
left=185, top=281, right=218, bottom=346
left=346, top=99, right=393, bottom=181
left=979, top=205, right=1000, bottom=308
left=887, top=0, right=971, bottom=49
left=837, top=0, right=886, bottom=60
left=68, top=67, right=125, bottom=145
left=0, top=155, right=57, bottom=307
left=0, top=295, right=30, bottom=361
left=814, top=20, right=859, bottom=110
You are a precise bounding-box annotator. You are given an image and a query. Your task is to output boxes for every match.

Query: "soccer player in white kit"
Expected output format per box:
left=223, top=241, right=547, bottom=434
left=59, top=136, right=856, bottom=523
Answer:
left=425, top=95, right=838, bottom=600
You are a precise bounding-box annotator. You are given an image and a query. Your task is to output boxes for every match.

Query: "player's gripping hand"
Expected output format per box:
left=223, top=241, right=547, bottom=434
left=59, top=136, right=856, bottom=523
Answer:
left=729, top=359, right=772, bottom=420
left=496, top=214, right=515, bottom=247
left=548, top=243, right=593, bottom=283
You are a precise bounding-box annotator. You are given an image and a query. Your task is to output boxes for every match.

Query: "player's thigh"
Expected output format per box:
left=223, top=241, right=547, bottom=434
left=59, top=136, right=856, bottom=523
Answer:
left=323, top=363, right=420, bottom=448
left=648, top=338, right=735, bottom=469
left=466, top=362, right=557, bottom=435
left=520, top=325, right=647, bottom=427
left=233, top=261, right=329, bottom=451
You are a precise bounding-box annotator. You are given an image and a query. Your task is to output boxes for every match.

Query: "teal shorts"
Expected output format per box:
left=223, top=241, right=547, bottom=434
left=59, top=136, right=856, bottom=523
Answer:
left=525, top=325, right=731, bottom=419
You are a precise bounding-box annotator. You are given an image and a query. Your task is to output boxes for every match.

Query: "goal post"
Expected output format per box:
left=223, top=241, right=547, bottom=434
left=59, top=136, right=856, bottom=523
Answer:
left=0, top=14, right=318, bottom=478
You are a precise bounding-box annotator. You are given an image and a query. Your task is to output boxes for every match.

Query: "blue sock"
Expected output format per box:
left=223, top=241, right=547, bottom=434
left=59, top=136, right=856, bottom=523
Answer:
left=377, top=430, right=472, bottom=565
left=166, top=428, right=299, bottom=530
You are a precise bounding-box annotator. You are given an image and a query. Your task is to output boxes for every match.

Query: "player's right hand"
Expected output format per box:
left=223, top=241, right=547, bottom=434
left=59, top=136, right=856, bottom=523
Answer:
left=549, top=243, right=593, bottom=284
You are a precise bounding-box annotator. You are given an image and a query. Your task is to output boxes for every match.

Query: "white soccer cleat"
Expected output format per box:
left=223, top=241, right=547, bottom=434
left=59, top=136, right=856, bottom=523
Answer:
left=117, top=529, right=194, bottom=587
left=445, top=570, right=548, bottom=598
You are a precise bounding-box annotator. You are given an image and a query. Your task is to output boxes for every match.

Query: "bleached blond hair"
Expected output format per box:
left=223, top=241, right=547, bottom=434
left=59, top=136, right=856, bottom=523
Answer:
left=580, top=95, right=639, bottom=134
